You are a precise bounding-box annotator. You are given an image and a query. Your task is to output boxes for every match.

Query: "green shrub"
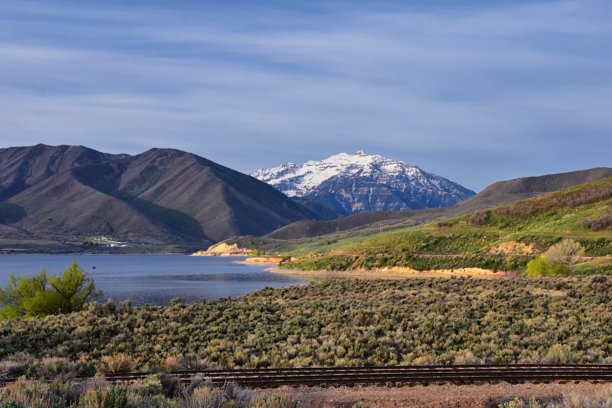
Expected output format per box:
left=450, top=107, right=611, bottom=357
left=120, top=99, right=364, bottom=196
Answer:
left=0, top=353, right=36, bottom=379
left=103, top=386, right=128, bottom=408
left=543, top=344, right=575, bottom=364
left=525, top=257, right=570, bottom=277
left=0, top=261, right=99, bottom=320
left=0, top=403, right=25, bottom=408
left=35, top=357, right=82, bottom=381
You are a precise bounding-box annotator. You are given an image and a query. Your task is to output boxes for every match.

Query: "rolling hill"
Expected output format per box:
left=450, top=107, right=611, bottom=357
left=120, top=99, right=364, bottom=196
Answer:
left=280, top=176, right=612, bottom=274
left=263, top=167, right=612, bottom=241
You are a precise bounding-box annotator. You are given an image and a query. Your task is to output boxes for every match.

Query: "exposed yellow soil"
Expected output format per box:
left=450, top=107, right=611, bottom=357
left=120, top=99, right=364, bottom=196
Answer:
left=238, top=257, right=283, bottom=265
left=269, top=267, right=512, bottom=280
left=380, top=266, right=506, bottom=277
left=191, top=242, right=251, bottom=256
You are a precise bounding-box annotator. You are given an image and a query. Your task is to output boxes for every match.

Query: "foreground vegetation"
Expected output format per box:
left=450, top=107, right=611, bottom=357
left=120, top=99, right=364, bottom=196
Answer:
left=280, top=178, right=612, bottom=274
left=0, top=262, right=98, bottom=321
left=0, top=377, right=297, bottom=408
left=499, top=394, right=612, bottom=408
left=1, top=277, right=609, bottom=375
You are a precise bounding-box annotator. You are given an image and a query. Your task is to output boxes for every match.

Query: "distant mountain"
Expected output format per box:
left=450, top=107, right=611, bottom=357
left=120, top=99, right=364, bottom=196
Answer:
left=460, top=167, right=612, bottom=210
left=263, top=167, right=612, bottom=240
left=252, top=151, right=475, bottom=215
left=0, top=144, right=320, bottom=249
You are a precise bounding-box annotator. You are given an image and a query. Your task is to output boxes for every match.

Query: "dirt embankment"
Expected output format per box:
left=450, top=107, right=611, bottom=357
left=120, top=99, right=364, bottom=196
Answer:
left=489, top=240, right=537, bottom=256
left=266, top=382, right=611, bottom=408
left=269, top=266, right=513, bottom=280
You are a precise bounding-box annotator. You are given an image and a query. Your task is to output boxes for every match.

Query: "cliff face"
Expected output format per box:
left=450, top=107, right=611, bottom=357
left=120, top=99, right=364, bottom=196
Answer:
left=0, top=144, right=320, bottom=247
left=191, top=243, right=250, bottom=256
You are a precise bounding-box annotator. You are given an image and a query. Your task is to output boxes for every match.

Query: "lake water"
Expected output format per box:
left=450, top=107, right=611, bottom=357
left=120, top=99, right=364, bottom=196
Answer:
left=0, top=255, right=306, bottom=306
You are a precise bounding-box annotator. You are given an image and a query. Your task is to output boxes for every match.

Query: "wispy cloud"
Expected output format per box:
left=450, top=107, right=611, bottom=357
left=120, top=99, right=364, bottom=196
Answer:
left=0, top=0, right=610, bottom=189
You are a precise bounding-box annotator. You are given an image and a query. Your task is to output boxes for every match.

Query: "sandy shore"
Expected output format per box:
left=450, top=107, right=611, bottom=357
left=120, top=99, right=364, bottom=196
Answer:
left=267, top=266, right=513, bottom=280
left=237, top=257, right=284, bottom=266
left=262, top=382, right=611, bottom=408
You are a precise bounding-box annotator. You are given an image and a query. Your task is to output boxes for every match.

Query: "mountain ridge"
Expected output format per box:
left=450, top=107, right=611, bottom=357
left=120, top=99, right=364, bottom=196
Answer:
left=252, top=151, right=475, bottom=215
left=0, top=144, right=320, bottom=251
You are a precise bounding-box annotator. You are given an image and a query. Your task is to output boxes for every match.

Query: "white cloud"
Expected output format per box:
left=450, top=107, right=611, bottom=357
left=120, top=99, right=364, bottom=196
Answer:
left=0, top=0, right=610, bottom=189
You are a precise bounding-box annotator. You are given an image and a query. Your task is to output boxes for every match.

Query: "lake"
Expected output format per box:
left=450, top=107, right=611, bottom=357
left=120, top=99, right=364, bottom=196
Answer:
left=0, top=255, right=306, bottom=305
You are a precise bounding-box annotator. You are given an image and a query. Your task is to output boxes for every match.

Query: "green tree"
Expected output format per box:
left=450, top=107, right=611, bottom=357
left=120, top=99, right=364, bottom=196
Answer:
left=49, top=261, right=98, bottom=313
left=0, top=261, right=99, bottom=320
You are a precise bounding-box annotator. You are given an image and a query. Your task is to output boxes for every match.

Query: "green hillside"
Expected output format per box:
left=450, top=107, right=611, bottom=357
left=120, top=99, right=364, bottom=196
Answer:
left=281, top=177, right=612, bottom=274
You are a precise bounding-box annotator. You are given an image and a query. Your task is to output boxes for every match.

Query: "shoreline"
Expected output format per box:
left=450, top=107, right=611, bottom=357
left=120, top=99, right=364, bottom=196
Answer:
left=236, top=256, right=284, bottom=266
left=267, top=266, right=514, bottom=280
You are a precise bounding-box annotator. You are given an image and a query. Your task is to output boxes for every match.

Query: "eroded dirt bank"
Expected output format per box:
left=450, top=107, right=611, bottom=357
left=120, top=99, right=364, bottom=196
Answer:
left=262, top=382, right=611, bottom=408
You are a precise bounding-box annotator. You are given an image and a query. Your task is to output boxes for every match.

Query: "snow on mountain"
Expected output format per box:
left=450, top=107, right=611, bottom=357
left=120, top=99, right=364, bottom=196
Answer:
left=251, top=151, right=476, bottom=215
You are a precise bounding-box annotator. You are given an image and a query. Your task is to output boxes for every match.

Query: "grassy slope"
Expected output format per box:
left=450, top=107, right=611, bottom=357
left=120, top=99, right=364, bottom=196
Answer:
left=282, top=177, right=612, bottom=273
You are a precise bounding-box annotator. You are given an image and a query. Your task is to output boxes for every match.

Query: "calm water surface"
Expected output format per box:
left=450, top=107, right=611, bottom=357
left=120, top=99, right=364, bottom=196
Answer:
left=0, top=255, right=306, bottom=305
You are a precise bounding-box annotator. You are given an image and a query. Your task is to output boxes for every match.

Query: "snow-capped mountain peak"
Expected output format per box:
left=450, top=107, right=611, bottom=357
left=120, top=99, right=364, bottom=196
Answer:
left=252, top=152, right=475, bottom=215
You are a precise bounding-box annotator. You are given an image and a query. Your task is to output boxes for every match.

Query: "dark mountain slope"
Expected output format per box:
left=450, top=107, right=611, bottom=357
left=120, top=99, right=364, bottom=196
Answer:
left=0, top=144, right=124, bottom=200
left=265, top=167, right=612, bottom=240
left=0, top=145, right=320, bottom=249
left=8, top=172, right=167, bottom=240
left=459, top=167, right=612, bottom=210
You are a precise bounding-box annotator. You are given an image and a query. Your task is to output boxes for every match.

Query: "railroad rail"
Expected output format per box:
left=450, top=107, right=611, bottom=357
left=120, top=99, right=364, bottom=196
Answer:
left=2, top=364, right=611, bottom=388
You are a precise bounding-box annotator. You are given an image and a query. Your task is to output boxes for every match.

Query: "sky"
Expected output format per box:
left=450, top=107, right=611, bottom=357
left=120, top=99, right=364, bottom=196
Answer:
left=0, top=0, right=610, bottom=191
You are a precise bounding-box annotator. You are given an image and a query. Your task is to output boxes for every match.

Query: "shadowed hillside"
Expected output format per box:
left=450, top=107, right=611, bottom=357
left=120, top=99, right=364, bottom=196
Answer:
left=0, top=144, right=320, bottom=251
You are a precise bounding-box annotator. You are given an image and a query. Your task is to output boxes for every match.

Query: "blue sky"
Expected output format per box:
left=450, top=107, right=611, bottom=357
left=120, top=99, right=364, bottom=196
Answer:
left=0, top=0, right=610, bottom=190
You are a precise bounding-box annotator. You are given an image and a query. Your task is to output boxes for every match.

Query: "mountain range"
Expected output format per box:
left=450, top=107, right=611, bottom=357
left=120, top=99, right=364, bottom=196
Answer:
left=255, top=167, right=612, bottom=241
left=1, top=144, right=609, bottom=253
left=252, top=151, right=476, bottom=215
left=0, top=144, right=318, bottom=250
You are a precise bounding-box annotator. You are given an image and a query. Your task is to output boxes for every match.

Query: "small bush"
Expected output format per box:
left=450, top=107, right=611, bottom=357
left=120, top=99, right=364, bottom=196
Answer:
left=471, top=210, right=491, bottom=226
left=103, top=386, right=129, bottom=408
left=497, top=392, right=612, bottom=407
left=0, top=261, right=99, bottom=321
left=543, top=344, right=576, bottom=364
left=0, top=403, right=25, bottom=408
left=453, top=350, right=483, bottom=365
left=35, top=357, right=82, bottom=381
left=0, top=353, right=36, bottom=379
left=160, top=373, right=182, bottom=398
left=582, top=214, right=612, bottom=231
left=187, top=386, right=225, bottom=407
left=525, top=257, right=570, bottom=277
left=543, top=239, right=584, bottom=265
left=98, top=354, right=134, bottom=374
left=252, top=394, right=300, bottom=408
left=163, top=355, right=210, bottom=371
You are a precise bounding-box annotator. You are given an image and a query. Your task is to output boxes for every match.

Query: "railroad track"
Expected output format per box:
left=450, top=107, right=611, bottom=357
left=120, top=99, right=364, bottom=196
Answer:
left=2, top=365, right=611, bottom=388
